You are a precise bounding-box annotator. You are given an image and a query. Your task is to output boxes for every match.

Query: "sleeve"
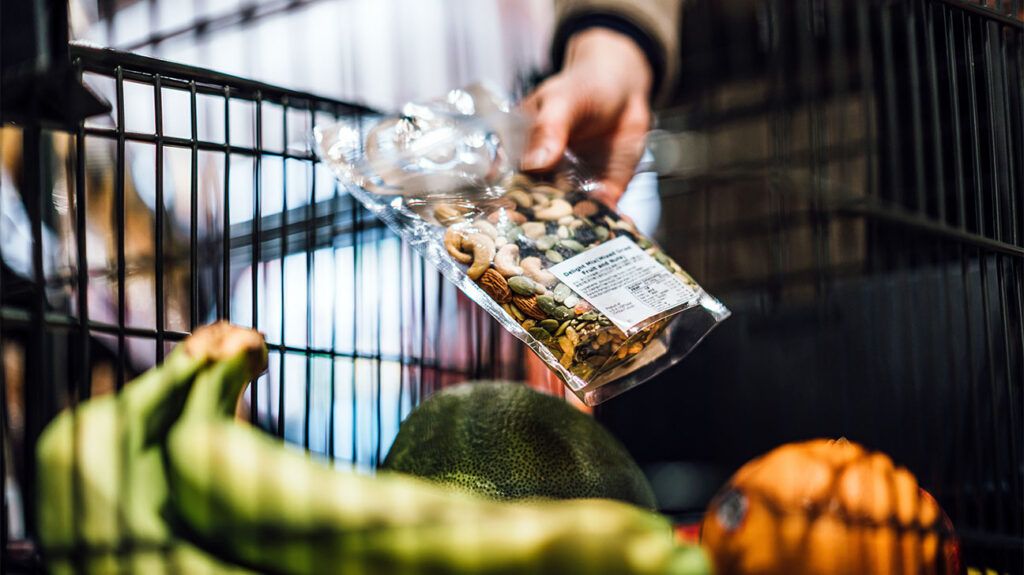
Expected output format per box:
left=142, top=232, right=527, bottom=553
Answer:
left=551, top=0, right=683, bottom=106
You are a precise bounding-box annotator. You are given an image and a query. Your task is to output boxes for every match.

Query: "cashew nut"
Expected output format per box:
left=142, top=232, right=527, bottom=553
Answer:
left=521, top=222, right=546, bottom=239
left=521, top=256, right=558, bottom=287
left=533, top=184, right=565, bottom=198
left=444, top=226, right=473, bottom=264
left=434, top=204, right=468, bottom=226
left=471, top=218, right=499, bottom=239
left=535, top=199, right=573, bottom=221
left=464, top=233, right=496, bottom=280
left=487, top=209, right=527, bottom=226
left=493, top=244, right=523, bottom=277
left=506, top=189, right=533, bottom=208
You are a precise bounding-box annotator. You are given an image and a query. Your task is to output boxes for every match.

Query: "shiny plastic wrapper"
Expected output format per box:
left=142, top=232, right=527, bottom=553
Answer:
left=314, top=85, right=729, bottom=405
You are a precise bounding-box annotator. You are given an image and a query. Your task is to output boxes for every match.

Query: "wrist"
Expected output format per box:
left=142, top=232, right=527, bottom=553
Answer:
left=563, top=28, right=653, bottom=99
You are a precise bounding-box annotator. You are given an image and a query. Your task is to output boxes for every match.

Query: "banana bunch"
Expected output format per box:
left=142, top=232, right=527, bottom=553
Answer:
left=36, top=322, right=259, bottom=574
left=39, top=322, right=710, bottom=575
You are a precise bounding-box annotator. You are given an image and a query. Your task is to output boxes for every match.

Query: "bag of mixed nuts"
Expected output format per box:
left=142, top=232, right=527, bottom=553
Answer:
left=314, top=84, right=728, bottom=405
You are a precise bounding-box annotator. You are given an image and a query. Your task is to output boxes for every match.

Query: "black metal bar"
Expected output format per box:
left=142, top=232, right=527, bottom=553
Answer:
left=222, top=86, right=232, bottom=322
left=350, top=190, right=360, bottom=462
left=80, top=129, right=321, bottom=167
left=251, top=90, right=262, bottom=423
left=397, top=238, right=406, bottom=424
left=907, top=1, right=930, bottom=215
left=277, top=97, right=288, bottom=439
left=70, top=45, right=373, bottom=116
left=305, top=106, right=315, bottom=451
left=417, top=246, right=427, bottom=410
left=72, top=55, right=92, bottom=572
left=74, top=58, right=92, bottom=403
left=982, top=20, right=1005, bottom=245
left=112, top=66, right=133, bottom=568
left=374, top=224, right=383, bottom=466
left=114, top=67, right=127, bottom=393
left=189, top=79, right=199, bottom=330
left=923, top=0, right=949, bottom=224
left=966, top=16, right=988, bottom=238
left=19, top=123, right=46, bottom=547
left=934, top=0, right=1024, bottom=28
left=327, top=103, right=342, bottom=461
left=0, top=309, right=442, bottom=366
left=946, top=8, right=970, bottom=230
left=856, top=1, right=878, bottom=204
left=880, top=4, right=906, bottom=208
left=154, top=74, right=166, bottom=360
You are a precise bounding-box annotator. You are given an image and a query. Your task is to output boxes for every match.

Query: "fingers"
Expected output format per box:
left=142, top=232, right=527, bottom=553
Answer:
left=594, top=129, right=648, bottom=208
left=521, top=86, right=581, bottom=172
left=571, top=101, right=649, bottom=209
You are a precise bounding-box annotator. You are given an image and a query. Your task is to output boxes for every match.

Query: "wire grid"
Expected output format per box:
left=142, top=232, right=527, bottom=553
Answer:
left=0, top=44, right=526, bottom=566
left=1, top=0, right=1021, bottom=572
left=596, top=0, right=1021, bottom=571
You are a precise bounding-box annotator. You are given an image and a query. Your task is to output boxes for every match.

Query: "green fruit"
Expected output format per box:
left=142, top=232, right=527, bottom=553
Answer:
left=381, top=381, right=657, bottom=509
left=666, top=544, right=714, bottom=575
left=165, top=338, right=678, bottom=575
left=36, top=322, right=259, bottom=574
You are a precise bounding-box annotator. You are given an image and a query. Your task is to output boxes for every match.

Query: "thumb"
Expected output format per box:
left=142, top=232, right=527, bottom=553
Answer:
left=521, top=90, right=581, bottom=172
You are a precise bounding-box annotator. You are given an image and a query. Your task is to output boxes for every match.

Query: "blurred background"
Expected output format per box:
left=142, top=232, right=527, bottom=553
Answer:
left=2, top=0, right=1021, bottom=572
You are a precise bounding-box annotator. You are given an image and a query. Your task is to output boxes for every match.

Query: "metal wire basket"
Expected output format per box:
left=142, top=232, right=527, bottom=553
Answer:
left=2, top=0, right=1022, bottom=573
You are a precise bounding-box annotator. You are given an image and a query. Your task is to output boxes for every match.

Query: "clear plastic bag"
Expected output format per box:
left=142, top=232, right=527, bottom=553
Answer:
left=314, top=84, right=729, bottom=405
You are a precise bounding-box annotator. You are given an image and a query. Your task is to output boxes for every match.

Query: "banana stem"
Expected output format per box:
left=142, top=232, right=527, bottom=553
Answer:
left=179, top=349, right=265, bottom=423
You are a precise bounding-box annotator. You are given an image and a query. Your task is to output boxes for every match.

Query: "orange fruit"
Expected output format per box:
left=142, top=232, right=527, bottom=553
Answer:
left=701, top=439, right=958, bottom=575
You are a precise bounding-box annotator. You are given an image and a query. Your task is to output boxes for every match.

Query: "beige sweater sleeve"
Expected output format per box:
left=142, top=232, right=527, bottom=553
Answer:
left=553, top=0, right=683, bottom=105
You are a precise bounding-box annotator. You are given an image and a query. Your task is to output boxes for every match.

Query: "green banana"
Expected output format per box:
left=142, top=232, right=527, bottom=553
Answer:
left=36, top=322, right=260, bottom=575
left=165, top=335, right=697, bottom=575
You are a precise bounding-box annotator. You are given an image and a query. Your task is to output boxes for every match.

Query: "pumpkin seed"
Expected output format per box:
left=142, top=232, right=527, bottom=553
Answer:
left=539, top=319, right=560, bottom=334
left=528, top=327, right=552, bottom=342
left=545, top=250, right=564, bottom=263
left=535, top=235, right=557, bottom=251
left=508, top=275, right=537, bottom=296
left=555, top=320, right=571, bottom=337
left=559, top=239, right=585, bottom=253
left=506, top=303, right=525, bottom=322
left=551, top=305, right=575, bottom=322
left=594, top=226, right=610, bottom=241
left=536, top=295, right=558, bottom=315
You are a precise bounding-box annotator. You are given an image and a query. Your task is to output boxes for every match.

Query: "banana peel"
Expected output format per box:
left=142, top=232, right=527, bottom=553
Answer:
left=36, top=322, right=262, bottom=574
left=165, top=334, right=703, bottom=575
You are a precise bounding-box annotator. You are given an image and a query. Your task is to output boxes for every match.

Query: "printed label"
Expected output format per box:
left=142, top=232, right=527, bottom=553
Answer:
left=549, top=236, right=698, bottom=332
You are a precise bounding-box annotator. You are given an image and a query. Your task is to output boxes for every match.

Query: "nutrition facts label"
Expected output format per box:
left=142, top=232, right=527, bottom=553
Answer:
left=549, top=236, right=698, bottom=332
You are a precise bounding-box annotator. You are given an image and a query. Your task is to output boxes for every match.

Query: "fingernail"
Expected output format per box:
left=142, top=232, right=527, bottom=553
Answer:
left=522, top=147, right=550, bottom=170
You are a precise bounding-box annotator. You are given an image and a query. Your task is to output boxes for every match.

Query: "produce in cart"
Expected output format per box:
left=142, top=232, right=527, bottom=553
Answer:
left=701, top=438, right=960, bottom=575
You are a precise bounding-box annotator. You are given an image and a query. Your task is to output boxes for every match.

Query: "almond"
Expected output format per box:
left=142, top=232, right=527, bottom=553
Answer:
left=511, top=294, right=548, bottom=320
left=477, top=268, right=512, bottom=303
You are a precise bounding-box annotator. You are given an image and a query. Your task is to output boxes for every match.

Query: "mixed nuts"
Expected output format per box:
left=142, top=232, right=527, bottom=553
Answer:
left=436, top=172, right=699, bottom=385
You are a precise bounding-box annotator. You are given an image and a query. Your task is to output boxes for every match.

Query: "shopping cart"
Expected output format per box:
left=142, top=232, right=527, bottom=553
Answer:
left=2, top=0, right=1022, bottom=573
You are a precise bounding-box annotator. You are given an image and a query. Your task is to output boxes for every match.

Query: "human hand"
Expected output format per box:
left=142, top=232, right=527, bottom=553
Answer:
left=521, top=28, right=653, bottom=208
